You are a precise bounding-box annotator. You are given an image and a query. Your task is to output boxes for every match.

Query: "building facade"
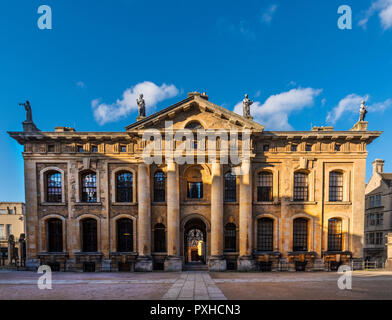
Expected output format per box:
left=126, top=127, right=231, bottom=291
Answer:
left=0, top=202, right=25, bottom=248
left=364, top=159, right=392, bottom=263
left=9, top=92, right=381, bottom=272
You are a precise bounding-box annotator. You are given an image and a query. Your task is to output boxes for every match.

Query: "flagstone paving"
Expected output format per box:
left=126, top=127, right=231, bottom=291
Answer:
left=0, top=270, right=391, bottom=300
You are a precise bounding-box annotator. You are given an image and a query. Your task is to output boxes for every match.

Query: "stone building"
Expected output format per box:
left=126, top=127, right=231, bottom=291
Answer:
left=364, top=159, right=392, bottom=263
left=8, top=92, right=381, bottom=272
left=0, top=202, right=25, bottom=248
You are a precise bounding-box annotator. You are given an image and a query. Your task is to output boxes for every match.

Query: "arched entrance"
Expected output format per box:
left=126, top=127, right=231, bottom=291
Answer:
left=184, top=218, right=207, bottom=265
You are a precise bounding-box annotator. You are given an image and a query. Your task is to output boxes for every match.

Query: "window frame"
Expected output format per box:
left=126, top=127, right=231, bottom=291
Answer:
left=46, top=171, right=62, bottom=203
left=224, top=223, right=237, bottom=252
left=257, top=171, right=273, bottom=202
left=327, top=218, right=343, bottom=251
left=293, top=218, right=308, bottom=252
left=224, top=172, right=237, bottom=202
left=115, top=171, right=134, bottom=203
left=257, top=218, right=274, bottom=252
left=329, top=171, right=344, bottom=202
left=154, top=223, right=166, bottom=253
left=47, top=218, right=63, bottom=253
left=293, top=172, right=309, bottom=202
left=81, top=171, right=98, bottom=203
left=153, top=171, right=166, bottom=203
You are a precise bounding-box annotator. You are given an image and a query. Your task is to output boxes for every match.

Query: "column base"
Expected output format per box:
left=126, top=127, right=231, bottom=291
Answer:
left=135, top=256, right=153, bottom=272
left=164, top=256, right=183, bottom=272
left=386, top=260, right=392, bottom=271
left=237, top=256, right=256, bottom=271
left=25, top=259, right=40, bottom=271
left=208, top=256, right=227, bottom=272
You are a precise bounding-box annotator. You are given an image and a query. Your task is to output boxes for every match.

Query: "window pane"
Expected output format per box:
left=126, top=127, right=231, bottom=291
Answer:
left=329, top=172, right=343, bottom=202
left=224, top=173, right=236, bottom=202
left=257, top=172, right=273, bottom=202
left=82, top=172, right=97, bottom=203
left=328, top=218, right=342, bottom=251
left=82, top=219, right=97, bottom=252
left=154, top=223, right=166, bottom=252
left=257, top=218, right=273, bottom=251
left=154, top=171, right=165, bottom=202
left=224, top=223, right=236, bottom=251
left=47, top=172, right=62, bottom=203
left=293, top=218, right=308, bottom=251
left=48, top=219, right=63, bottom=252
left=116, top=172, right=133, bottom=202
left=293, top=172, right=308, bottom=201
left=187, top=182, right=203, bottom=199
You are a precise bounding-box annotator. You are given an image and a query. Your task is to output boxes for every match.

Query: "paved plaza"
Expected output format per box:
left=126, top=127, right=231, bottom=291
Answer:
left=0, top=270, right=391, bottom=300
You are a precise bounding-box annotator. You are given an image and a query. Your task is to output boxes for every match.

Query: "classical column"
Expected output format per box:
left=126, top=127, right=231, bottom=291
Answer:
left=238, top=158, right=256, bottom=271
left=208, top=160, right=226, bottom=271
left=135, top=163, right=153, bottom=271
left=164, top=161, right=182, bottom=271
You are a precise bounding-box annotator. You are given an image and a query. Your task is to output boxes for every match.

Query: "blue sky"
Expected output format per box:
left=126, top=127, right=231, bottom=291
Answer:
left=1, top=0, right=392, bottom=201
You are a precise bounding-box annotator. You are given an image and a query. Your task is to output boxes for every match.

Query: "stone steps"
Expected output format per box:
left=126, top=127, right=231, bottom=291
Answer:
left=183, top=263, right=208, bottom=271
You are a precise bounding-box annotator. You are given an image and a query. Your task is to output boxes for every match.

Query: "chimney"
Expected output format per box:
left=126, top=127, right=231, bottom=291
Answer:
left=372, top=159, right=384, bottom=175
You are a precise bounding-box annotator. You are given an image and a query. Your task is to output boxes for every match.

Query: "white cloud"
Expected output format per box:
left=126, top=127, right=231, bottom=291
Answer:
left=92, top=81, right=179, bottom=125
left=233, top=87, right=322, bottom=130
left=261, top=4, right=278, bottom=24
left=359, top=0, right=392, bottom=30
left=326, top=93, right=392, bottom=124
left=76, top=81, right=86, bottom=88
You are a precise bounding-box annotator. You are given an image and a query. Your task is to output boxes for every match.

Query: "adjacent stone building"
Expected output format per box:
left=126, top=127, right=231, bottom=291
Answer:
left=0, top=202, right=25, bottom=249
left=8, top=92, right=381, bottom=272
left=364, top=159, right=392, bottom=263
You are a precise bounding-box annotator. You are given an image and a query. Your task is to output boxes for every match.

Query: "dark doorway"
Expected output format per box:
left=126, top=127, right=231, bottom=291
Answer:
left=117, top=218, right=133, bottom=252
left=184, top=218, right=207, bottom=264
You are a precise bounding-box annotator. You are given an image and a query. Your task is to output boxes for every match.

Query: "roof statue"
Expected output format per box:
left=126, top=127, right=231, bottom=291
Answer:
left=243, top=94, right=253, bottom=119
left=359, top=100, right=368, bottom=122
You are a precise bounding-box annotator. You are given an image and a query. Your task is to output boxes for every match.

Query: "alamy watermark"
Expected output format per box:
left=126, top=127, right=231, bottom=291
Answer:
left=37, top=265, right=52, bottom=290
left=141, top=121, right=251, bottom=175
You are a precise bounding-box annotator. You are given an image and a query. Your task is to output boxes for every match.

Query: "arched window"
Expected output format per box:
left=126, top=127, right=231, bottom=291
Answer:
left=224, top=172, right=236, bottom=202
left=117, top=218, right=133, bottom=252
left=81, top=218, right=97, bottom=252
left=293, top=218, right=308, bottom=251
left=81, top=172, right=97, bottom=203
left=154, top=223, right=166, bottom=252
left=185, top=121, right=203, bottom=130
left=257, top=172, right=273, bottom=202
left=47, top=171, right=62, bottom=203
left=116, top=171, right=133, bottom=203
left=154, top=171, right=165, bottom=202
left=293, top=172, right=309, bottom=201
left=224, top=223, right=236, bottom=252
left=329, top=171, right=343, bottom=202
left=47, top=218, right=63, bottom=252
left=328, top=218, right=342, bottom=251
left=257, top=218, right=273, bottom=251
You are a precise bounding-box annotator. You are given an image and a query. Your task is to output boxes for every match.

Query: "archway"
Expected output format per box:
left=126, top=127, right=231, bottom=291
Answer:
left=184, top=218, right=207, bottom=265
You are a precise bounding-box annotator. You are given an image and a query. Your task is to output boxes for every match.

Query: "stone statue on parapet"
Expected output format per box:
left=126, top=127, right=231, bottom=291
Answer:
left=19, top=100, right=33, bottom=122
left=359, top=100, right=368, bottom=122
left=137, top=93, right=146, bottom=118
left=243, top=94, right=253, bottom=118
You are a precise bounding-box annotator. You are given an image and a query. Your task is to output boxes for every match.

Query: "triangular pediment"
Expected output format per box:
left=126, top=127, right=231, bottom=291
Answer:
left=125, top=93, right=264, bottom=132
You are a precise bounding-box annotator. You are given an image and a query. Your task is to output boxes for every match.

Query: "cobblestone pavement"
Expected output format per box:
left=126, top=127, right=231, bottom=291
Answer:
left=0, top=270, right=391, bottom=300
